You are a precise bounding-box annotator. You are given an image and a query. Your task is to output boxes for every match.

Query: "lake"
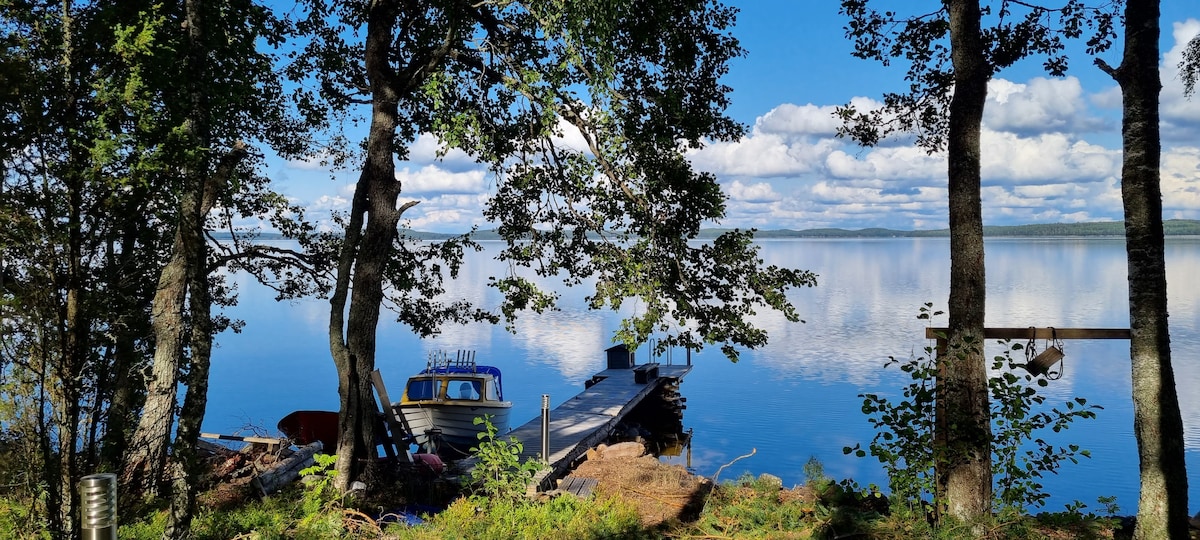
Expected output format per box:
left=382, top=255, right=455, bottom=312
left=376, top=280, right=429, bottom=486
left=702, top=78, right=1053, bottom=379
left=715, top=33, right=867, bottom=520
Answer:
left=203, top=236, right=1200, bottom=514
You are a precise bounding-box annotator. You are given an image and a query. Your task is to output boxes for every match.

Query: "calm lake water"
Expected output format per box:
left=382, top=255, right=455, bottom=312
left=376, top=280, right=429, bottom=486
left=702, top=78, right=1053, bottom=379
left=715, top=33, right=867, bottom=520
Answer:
left=204, top=237, right=1200, bottom=513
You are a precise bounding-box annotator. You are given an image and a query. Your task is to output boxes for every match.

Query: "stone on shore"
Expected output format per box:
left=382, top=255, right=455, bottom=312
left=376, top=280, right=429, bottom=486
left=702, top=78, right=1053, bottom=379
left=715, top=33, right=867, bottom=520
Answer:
left=586, top=441, right=646, bottom=462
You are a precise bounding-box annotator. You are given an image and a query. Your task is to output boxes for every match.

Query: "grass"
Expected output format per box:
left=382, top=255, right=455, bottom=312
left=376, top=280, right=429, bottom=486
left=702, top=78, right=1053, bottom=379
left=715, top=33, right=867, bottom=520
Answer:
left=0, top=464, right=1124, bottom=539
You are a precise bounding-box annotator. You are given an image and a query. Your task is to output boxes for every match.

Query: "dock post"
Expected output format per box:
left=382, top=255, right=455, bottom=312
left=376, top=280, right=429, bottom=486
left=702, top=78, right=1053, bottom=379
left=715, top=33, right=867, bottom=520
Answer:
left=541, top=394, right=550, bottom=463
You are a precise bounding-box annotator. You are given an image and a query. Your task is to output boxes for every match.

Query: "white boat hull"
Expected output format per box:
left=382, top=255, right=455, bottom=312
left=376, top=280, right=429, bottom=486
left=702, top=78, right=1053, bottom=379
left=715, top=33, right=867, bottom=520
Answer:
left=398, top=401, right=512, bottom=456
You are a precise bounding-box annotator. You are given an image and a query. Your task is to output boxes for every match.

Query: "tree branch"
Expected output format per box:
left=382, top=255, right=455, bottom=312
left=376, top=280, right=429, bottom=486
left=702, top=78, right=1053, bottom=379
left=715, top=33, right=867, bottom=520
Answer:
left=1094, top=57, right=1119, bottom=80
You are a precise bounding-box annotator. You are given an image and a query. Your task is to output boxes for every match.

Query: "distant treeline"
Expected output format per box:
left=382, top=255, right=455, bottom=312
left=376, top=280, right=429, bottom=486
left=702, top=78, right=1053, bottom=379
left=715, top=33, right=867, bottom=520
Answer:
left=222, top=219, right=1200, bottom=241
left=698, top=219, right=1200, bottom=239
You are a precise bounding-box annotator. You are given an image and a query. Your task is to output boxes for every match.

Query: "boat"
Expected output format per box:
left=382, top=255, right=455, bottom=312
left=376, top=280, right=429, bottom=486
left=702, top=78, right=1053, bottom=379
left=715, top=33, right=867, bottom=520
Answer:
left=394, top=350, right=511, bottom=457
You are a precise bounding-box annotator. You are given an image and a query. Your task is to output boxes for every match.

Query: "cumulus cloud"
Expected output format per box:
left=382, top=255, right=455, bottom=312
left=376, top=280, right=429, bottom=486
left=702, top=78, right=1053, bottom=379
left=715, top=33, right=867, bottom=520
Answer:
left=310, top=194, right=350, bottom=212
left=399, top=193, right=491, bottom=232
left=727, top=180, right=782, bottom=203
left=1162, top=147, right=1200, bottom=215
left=980, top=131, right=1119, bottom=185
left=689, top=132, right=836, bottom=177
left=824, top=145, right=943, bottom=182
left=755, top=103, right=844, bottom=137
left=283, top=20, right=1200, bottom=234
left=1162, top=19, right=1200, bottom=142
left=406, top=132, right=479, bottom=171
left=985, top=77, right=1111, bottom=135
left=397, top=165, right=489, bottom=194
left=810, top=181, right=943, bottom=205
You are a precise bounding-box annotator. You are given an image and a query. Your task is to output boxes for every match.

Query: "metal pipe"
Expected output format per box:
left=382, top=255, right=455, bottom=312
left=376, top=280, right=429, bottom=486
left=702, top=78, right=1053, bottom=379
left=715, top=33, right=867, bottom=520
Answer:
left=541, top=394, right=550, bottom=463
left=79, top=473, right=117, bottom=540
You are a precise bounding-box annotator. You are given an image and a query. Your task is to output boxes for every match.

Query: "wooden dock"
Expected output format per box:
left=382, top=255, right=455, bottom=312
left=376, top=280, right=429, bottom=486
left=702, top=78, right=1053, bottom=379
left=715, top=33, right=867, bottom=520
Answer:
left=505, top=363, right=692, bottom=492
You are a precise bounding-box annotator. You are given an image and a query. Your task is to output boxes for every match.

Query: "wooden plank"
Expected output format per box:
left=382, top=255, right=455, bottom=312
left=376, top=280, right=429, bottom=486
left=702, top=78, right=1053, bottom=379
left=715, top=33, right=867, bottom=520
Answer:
left=200, top=433, right=288, bottom=447
left=925, top=327, right=1131, bottom=341
left=371, top=369, right=413, bottom=463
left=559, top=476, right=598, bottom=498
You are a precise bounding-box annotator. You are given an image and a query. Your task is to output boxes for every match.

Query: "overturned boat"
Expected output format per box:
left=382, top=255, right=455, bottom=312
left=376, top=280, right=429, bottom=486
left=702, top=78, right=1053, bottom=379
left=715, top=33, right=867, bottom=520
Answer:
left=395, top=350, right=511, bottom=457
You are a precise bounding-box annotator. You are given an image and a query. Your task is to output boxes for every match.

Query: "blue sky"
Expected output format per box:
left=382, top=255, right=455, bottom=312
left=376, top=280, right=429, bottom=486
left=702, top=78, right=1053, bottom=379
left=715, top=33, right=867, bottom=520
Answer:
left=271, top=2, right=1200, bottom=233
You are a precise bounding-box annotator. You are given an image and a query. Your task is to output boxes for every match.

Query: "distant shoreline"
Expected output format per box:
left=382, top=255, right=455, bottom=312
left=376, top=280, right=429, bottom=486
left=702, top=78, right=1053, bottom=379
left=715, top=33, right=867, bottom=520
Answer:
left=219, top=219, right=1200, bottom=241
left=697, top=219, right=1200, bottom=239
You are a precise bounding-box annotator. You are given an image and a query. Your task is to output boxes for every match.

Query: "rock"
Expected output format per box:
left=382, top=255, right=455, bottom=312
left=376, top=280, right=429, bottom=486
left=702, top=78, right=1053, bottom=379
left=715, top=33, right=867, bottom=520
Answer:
left=757, top=473, right=783, bottom=489
left=1190, top=510, right=1200, bottom=530
left=598, top=441, right=646, bottom=460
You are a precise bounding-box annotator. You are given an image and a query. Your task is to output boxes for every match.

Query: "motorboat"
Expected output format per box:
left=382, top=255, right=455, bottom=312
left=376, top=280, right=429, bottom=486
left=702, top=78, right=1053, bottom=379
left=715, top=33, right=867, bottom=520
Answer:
left=395, top=350, right=511, bottom=457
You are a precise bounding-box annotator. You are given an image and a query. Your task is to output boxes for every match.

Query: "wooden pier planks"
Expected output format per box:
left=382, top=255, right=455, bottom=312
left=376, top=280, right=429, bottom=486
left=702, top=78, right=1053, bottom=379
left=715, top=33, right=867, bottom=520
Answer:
left=505, top=364, right=691, bottom=491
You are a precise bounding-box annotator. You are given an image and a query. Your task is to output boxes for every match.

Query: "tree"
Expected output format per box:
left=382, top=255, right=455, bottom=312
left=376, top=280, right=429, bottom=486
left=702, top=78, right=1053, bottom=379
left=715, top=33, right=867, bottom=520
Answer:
left=1096, top=3, right=1190, bottom=537
left=1182, top=34, right=1200, bottom=96
left=0, top=3, right=170, bottom=534
left=2, top=1, right=311, bottom=536
left=291, top=0, right=815, bottom=490
left=940, top=0, right=992, bottom=520
left=114, top=0, right=311, bottom=533
left=839, top=0, right=1116, bottom=523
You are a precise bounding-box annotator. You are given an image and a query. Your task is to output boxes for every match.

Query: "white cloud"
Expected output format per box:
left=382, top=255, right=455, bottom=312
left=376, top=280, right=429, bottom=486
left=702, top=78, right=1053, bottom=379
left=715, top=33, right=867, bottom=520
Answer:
left=824, top=145, right=943, bottom=182
left=726, top=180, right=782, bottom=203
left=985, top=77, right=1109, bottom=135
left=689, top=131, right=837, bottom=177
left=1089, top=85, right=1122, bottom=110
left=397, top=165, right=489, bottom=194
left=406, top=132, right=478, bottom=171
left=980, top=131, right=1119, bottom=185
left=1162, top=19, right=1200, bottom=142
left=1163, top=146, right=1200, bottom=214
left=310, top=194, right=349, bottom=212
left=755, top=103, right=844, bottom=137
left=400, top=193, right=491, bottom=232
left=281, top=21, right=1200, bottom=234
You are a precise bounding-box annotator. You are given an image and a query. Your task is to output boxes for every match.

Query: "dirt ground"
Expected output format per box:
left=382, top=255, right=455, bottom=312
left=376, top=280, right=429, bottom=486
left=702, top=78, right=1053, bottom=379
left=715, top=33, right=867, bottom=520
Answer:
left=567, top=440, right=821, bottom=529
left=570, top=445, right=712, bottom=527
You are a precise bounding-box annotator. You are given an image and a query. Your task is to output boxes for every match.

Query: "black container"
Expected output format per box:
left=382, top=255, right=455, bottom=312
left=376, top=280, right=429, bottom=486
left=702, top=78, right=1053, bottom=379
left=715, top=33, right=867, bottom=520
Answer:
left=606, top=344, right=634, bottom=369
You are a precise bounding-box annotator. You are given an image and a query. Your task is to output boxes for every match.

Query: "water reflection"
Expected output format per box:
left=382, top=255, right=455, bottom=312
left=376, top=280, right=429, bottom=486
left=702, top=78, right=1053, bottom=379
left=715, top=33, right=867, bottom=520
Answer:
left=205, top=236, right=1200, bottom=512
left=511, top=311, right=609, bottom=383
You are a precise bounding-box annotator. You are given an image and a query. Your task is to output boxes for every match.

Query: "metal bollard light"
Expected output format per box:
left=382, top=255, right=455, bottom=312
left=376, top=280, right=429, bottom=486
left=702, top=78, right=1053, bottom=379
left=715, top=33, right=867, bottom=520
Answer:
left=540, top=394, right=550, bottom=463
left=79, top=473, right=118, bottom=540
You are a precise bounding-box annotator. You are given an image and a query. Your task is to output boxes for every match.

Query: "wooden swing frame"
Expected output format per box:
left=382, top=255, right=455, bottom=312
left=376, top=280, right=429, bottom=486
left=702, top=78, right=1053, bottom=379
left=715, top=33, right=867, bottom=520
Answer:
left=925, top=326, right=1130, bottom=510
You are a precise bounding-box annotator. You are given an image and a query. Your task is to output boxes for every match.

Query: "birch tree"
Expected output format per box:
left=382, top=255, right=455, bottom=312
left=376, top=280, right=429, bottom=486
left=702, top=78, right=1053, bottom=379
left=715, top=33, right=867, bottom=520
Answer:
left=1096, top=2, right=1190, bottom=537
left=839, top=0, right=1117, bottom=522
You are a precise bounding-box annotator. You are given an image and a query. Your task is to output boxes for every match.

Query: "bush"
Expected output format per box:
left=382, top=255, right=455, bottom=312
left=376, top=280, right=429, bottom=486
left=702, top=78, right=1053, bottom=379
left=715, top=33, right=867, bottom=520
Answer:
left=844, top=304, right=1103, bottom=516
left=465, top=415, right=545, bottom=500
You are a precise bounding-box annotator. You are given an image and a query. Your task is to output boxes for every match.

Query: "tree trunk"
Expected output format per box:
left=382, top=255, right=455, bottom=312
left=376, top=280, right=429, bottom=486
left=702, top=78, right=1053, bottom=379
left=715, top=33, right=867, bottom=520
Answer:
left=937, top=0, right=992, bottom=523
left=165, top=251, right=213, bottom=538
left=1099, top=2, right=1190, bottom=537
left=122, top=204, right=195, bottom=497
left=99, top=228, right=142, bottom=471
left=123, top=0, right=212, bottom=499
left=164, top=143, right=244, bottom=537
left=328, top=0, right=403, bottom=491
left=55, top=2, right=88, bottom=533
left=57, top=166, right=86, bottom=538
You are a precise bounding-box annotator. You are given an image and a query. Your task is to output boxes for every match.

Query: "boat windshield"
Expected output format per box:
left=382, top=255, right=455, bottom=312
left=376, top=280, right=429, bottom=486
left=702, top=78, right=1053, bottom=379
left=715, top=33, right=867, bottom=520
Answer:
left=449, top=379, right=482, bottom=400
left=406, top=379, right=438, bottom=401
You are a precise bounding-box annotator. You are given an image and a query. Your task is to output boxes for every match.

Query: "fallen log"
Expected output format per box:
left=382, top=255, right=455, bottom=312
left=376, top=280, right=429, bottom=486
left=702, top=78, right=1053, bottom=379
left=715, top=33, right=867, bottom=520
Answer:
left=250, top=441, right=323, bottom=496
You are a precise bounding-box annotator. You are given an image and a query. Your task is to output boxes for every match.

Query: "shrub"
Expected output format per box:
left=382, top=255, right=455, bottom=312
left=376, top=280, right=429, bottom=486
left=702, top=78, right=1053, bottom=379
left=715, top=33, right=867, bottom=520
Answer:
left=844, top=303, right=1103, bottom=515
left=465, top=415, right=545, bottom=500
